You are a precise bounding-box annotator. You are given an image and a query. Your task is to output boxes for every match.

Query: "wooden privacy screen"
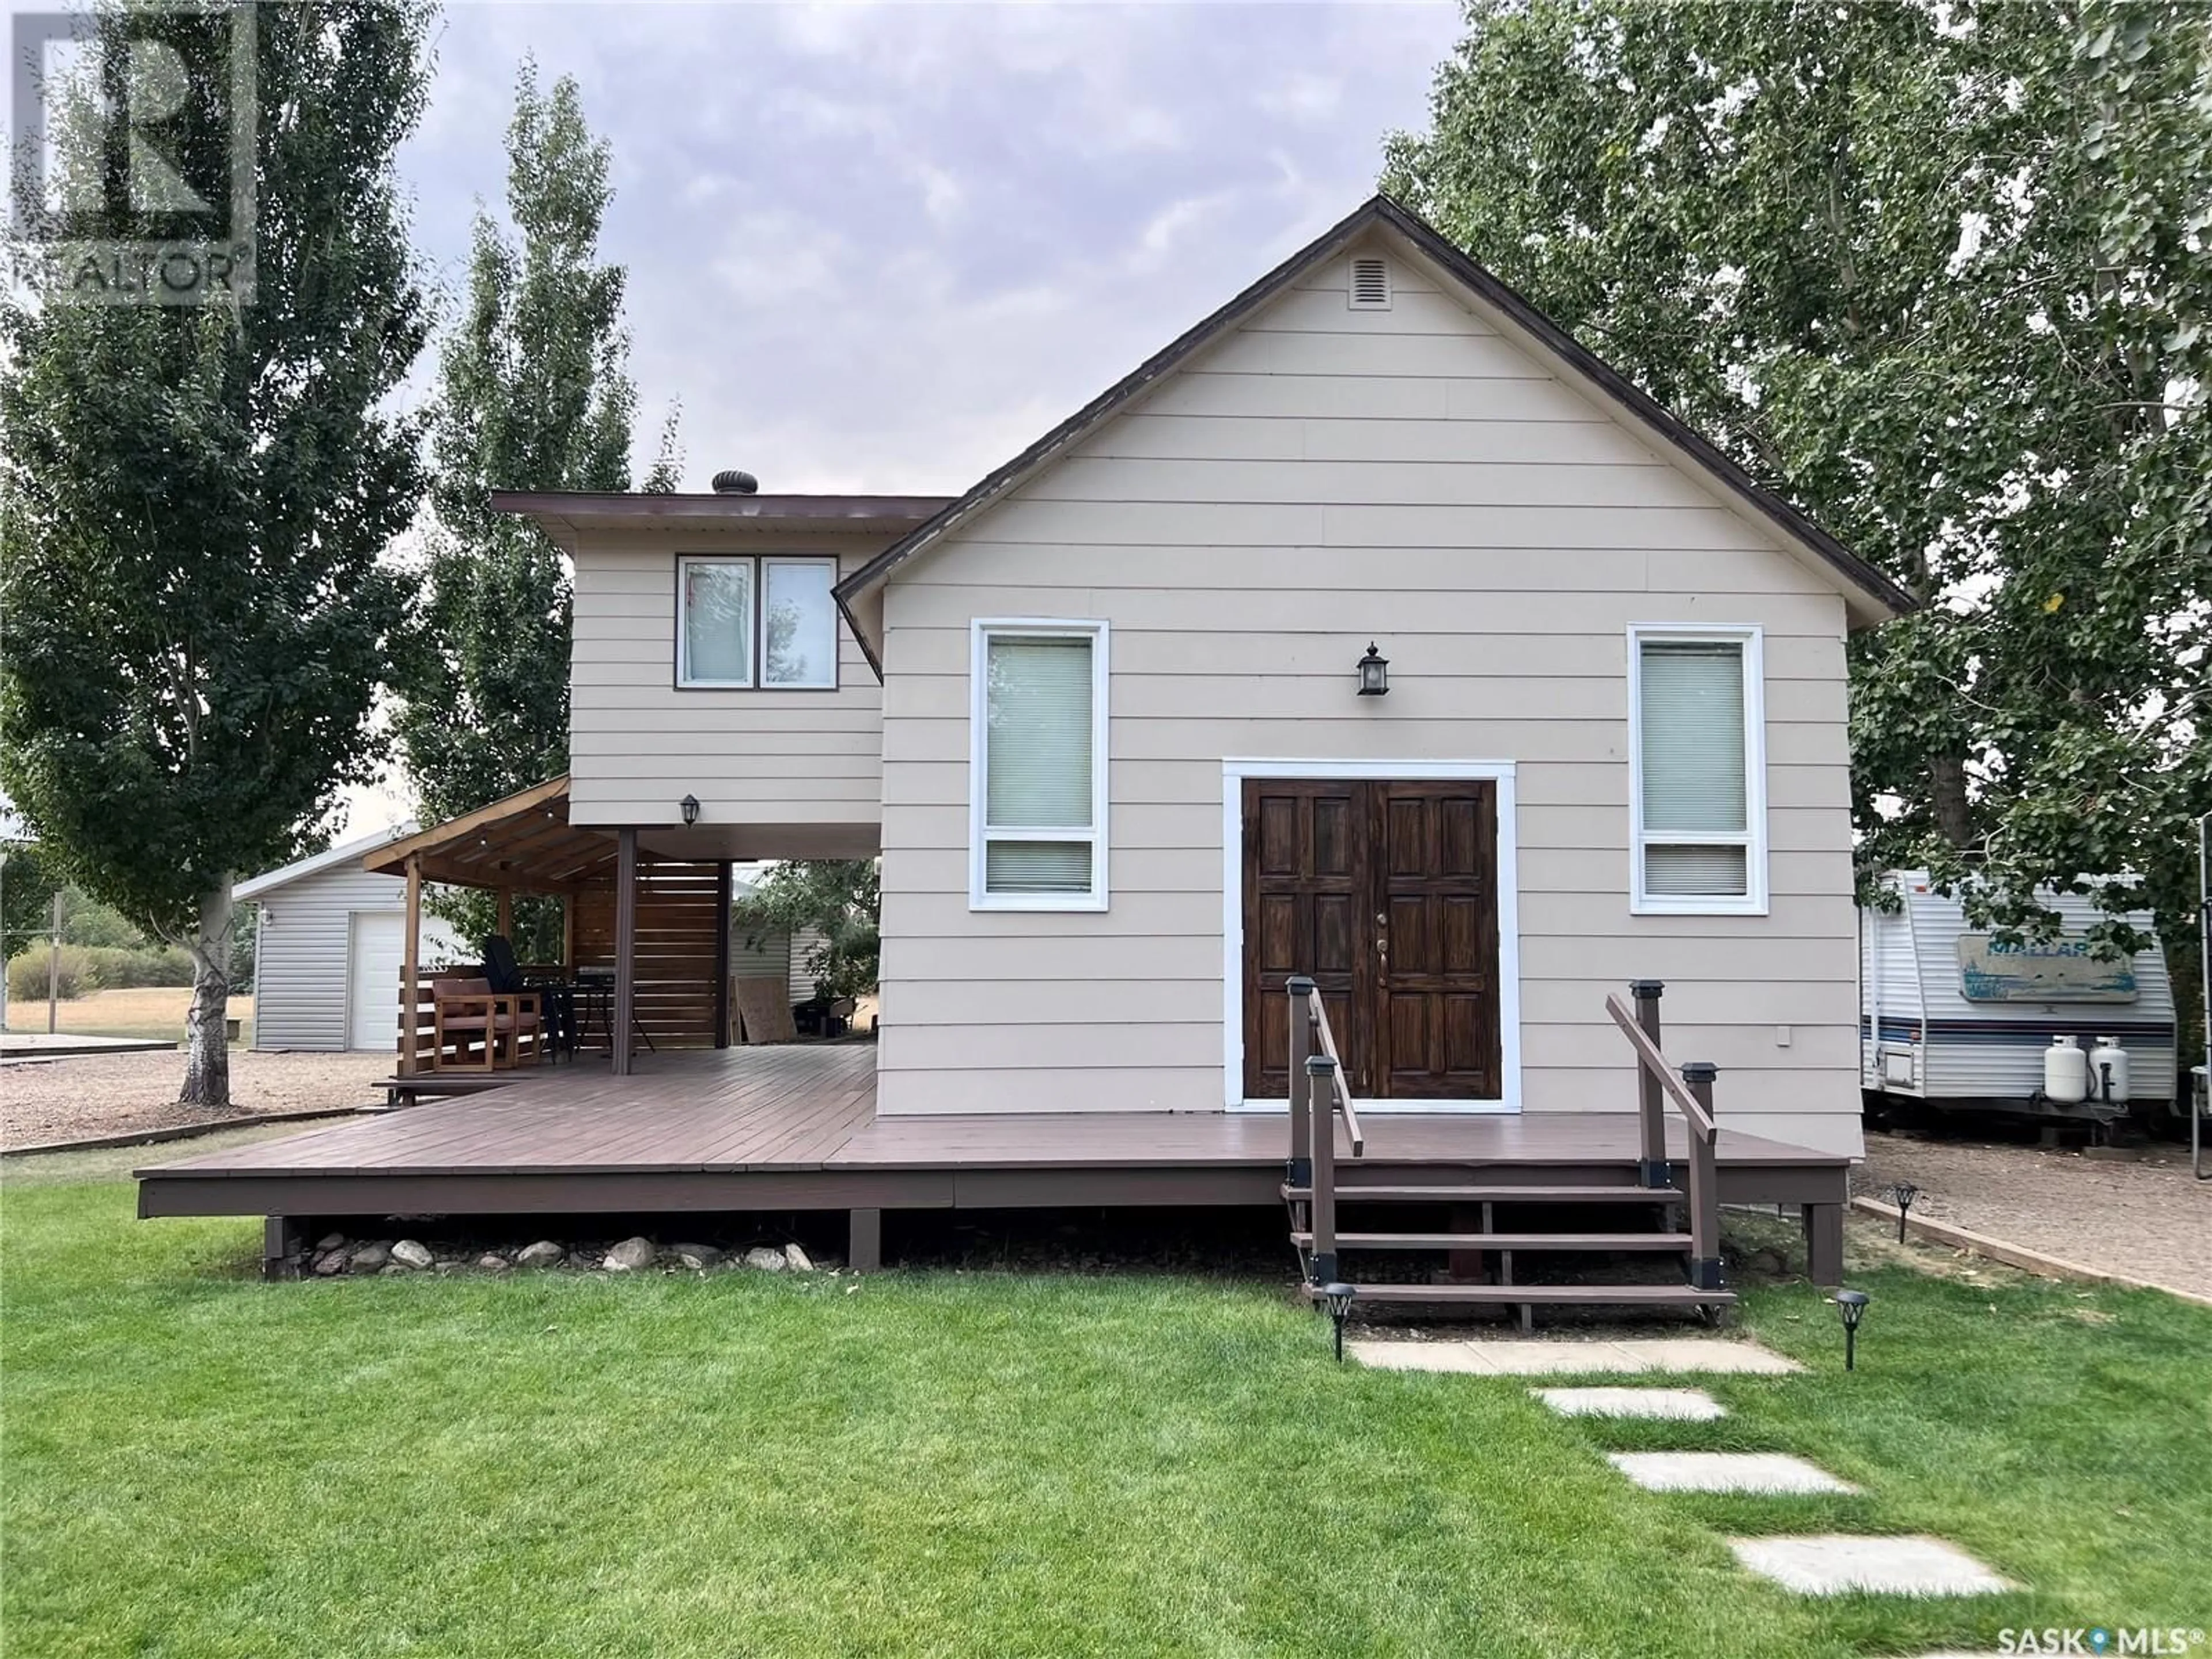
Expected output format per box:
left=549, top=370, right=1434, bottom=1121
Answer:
left=573, top=859, right=725, bottom=1050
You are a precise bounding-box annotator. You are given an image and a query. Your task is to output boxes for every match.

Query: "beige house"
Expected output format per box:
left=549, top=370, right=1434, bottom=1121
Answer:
left=147, top=196, right=1902, bottom=1298
left=504, top=195, right=1911, bottom=1161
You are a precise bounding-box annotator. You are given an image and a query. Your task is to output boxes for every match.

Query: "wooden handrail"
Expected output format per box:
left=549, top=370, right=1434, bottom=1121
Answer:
left=1603, top=994, right=1715, bottom=1140
left=1305, top=988, right=1363, bottom=1156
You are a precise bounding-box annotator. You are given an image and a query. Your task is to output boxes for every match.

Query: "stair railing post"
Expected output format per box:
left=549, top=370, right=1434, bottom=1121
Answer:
left=1680, top=1061, right=1724, bottom=1291
left=1286, top=976, right=1315, bottom=1185
left=1630, top=980, right=1669, bottom=1187
left=1306, top=1053, right=1339, bottom=1286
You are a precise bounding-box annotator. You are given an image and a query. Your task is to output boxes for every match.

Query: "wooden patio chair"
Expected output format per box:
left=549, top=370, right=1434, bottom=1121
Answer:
left=430, top=976, right=542, bottom=1072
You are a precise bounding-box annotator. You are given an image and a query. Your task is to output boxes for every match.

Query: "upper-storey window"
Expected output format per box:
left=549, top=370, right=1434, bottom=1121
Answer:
left=1628, top=625, right=1767, bottom=915
left=676, top=555, right=839, bottom=690
left=971, top=619, right=1109, bottom=911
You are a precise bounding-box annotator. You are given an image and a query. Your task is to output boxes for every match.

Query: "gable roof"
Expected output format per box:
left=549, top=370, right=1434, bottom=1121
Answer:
left=834, top=194, right=1917, bottom=651
left=234, top=822, right=421, bottom=902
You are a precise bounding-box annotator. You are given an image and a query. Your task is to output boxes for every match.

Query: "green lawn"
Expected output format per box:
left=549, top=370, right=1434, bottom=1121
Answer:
left=4, top=1153, right=2209, bottom=1658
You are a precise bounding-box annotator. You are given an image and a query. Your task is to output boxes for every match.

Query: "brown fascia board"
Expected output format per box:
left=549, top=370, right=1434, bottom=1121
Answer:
left=491, top=491, right=955, bottom=551
left=832, top=194, right=1918, bottom=650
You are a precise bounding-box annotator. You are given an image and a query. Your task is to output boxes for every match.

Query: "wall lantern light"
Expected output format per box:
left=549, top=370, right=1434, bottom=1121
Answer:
left=1829, top=1289, right=1871, bottom=1371
left=1319, top=1281, right=1357, bottom=1361
left=1356, top=643, right=1390, bottom=697
left=680, top=794, right=700, bottom=826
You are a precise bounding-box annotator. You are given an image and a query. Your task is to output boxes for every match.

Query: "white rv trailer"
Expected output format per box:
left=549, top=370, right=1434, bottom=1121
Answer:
left=1860, top=871, right=2178, bottom=1122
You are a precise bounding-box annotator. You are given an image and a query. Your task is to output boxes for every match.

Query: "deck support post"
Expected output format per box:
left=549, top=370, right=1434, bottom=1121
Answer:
left=713, top=862, right=732, bottom=1050
left=399, top=855, right=422, bottom=1076
left=496, top=886, right=513, bottom=941
left=1306, top=1053, right=1338, bottom=1286
left=263, top=1215, right=302, bottom=1280
left=1680, top=1062, right=1724, bottom=1290
left=1802, top=1201, right=1844, bottom=1286
left=849, top=1207, right=881, bottom=1274
left=1631, top=980, right=1669, bottom=1187
left=612, top=828, right=638, bottom=1077
left=1285, top=976, right=1314, bottom=1186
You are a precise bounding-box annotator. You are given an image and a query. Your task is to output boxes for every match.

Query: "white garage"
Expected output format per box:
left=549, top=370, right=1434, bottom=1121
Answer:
left=235, top=825, right=464, bottom=1052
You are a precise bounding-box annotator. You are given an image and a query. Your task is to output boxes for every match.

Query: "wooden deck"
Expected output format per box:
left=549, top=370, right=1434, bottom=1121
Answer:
left=137, top=1044, right=1849, bottom=1276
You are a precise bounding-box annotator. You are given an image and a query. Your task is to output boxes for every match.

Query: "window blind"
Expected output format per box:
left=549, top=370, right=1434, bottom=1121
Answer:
left=986, top=637, right=1093, bottom=828
left=682, top=560, right=753, bottom=685
left=1639, top=641, right=1747, bottom=834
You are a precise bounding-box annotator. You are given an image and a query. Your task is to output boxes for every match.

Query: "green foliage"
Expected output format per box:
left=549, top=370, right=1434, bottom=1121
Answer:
left=0, top=842, right=63, bottom=959
left=733, top=861, right=880, bottom=999
left=1387, top=0, right=2212, bottom=959
left=6, top=942, right=197, bottom=1003
left=393, top=60, right=679, bottom=830
left=0, top=1, right=437, bottom=1103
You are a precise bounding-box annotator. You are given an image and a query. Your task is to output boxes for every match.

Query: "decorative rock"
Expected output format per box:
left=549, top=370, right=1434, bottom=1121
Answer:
left=783, top=1243, right=815, bottom=1272
left=742, top=1247, right=787, bottom=1272
left=391, top=1239, right=435, bottom=1270
left=672, top=1244, right=722, bottom=1270
left=314, top=1232, right=347, bottom=1252
left=379, top=1264, right=406, bottom=1276
left=312, top=1249, right=349, bottom=1277
left=516, top=1241, right=566, bottom=1270
left=476, top=1253, right=512, bottom=1272
left=604, top=1236, right=658, bottom=1272
left=349, top=1242, right=392, bottom=1272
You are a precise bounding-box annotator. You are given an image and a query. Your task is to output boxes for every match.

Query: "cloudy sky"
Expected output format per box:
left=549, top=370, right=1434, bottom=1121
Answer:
left=5, top=1, right=1468, bottom=840
left=405, top=2, right=1464, bottom=495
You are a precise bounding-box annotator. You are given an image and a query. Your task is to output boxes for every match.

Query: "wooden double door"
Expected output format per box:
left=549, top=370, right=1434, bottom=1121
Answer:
left=1243, top=778, right=1503, bottom=1103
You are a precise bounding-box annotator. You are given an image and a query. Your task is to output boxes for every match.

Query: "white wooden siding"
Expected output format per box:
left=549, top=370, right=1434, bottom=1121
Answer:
left=873, top=234, right=1865, bottom=1156
left=251, top=866, right=463, bottom=1051
left=567, top=531, right=890, bottom=832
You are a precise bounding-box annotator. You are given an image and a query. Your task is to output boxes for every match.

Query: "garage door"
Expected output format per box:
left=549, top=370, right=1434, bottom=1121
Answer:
left=347, top=911, right=406, bottom=1052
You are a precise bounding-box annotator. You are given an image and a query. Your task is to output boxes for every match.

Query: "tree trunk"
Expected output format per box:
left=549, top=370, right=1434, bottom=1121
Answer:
left=179, top=883, right=235, bottom=1109
left=1927, top=752, right=1975, bottom=850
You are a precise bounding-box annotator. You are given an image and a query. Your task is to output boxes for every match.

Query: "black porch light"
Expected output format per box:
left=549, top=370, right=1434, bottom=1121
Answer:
left=1886, top=1181, right=1920, bottom=1242
left=1829, top=1289, right=1871, bottom=1371
left=680, top=793, right=700, bottom=826
left=1356, top=643, right=1390, bottom=697
left=1319, top=1281, right=1357, bottom=1361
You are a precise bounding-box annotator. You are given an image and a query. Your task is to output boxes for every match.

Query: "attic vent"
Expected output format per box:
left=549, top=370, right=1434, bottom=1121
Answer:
left=1349, top=255, right=1392, bottom=310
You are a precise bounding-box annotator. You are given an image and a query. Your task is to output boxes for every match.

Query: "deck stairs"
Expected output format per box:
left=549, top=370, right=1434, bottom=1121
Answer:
left=1278, top=978, right=1734, bottom=1326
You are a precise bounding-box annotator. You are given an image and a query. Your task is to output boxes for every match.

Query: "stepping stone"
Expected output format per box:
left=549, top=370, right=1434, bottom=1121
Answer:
left=1534, top=1386, right=1726, bottom=1421
left=1729, top=1535, right=2014, bottom=1595
left=1348, top=1336, right=1800, bottom=1377
left=1609, top=1452, right=1855, bottom=1493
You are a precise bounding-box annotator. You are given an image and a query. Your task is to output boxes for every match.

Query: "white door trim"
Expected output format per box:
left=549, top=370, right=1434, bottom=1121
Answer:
left=1220, top=757, right=1522, bottom=1116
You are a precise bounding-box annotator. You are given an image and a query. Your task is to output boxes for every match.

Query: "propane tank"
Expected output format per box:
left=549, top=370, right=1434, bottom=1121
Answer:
left=2088, top=1036, right=2131, bottom=1105
left=2044, top=1035, right=2089, bottom=1105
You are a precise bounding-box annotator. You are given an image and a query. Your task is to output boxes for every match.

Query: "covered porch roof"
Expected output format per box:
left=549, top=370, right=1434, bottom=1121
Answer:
left=361, top=776, right=615, bottom=894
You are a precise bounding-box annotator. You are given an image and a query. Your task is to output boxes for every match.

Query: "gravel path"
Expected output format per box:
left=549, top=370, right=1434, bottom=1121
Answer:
left=1855, top=1130, right=2212, bottom=1300
left=1, top=1051, right=389, bottom=1149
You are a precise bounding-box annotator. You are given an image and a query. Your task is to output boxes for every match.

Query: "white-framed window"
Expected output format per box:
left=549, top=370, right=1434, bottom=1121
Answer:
left=970, top=619, right=1109, bottom=911
left=1627, top=624, right=1767, bottom=915
left=675, top=555, right=839, bottom=690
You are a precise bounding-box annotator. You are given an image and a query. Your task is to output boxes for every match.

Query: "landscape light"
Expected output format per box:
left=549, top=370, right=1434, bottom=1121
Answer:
left=1830, top=1289, right=1871, bottom=1372
left=1319, top=1281, right=1357, bottom=1362
left=1887, top=1181, right=1919, bottom=1242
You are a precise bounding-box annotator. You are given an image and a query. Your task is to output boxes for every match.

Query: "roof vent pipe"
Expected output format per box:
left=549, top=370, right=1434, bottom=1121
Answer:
left=711, top=469, right=759, bottom=495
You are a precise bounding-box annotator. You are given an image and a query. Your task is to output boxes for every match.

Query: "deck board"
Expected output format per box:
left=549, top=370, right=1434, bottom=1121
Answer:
left=136, top=1041, right=1846, bottom=1217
